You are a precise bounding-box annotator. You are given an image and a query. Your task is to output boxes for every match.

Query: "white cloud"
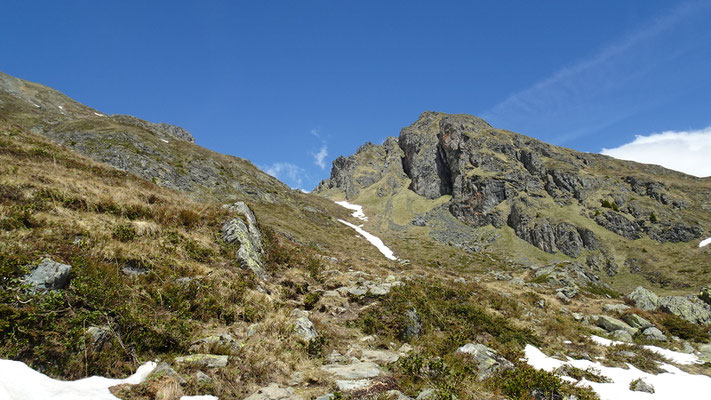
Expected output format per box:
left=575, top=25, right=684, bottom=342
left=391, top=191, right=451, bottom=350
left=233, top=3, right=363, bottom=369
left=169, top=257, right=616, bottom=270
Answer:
left=310, top=128, right=320, bottom=137
left=261, top=162, right=307, bottom=187
left=313, top=144, right=328, bottom=169
left=601, top=126, right=711, bottom=177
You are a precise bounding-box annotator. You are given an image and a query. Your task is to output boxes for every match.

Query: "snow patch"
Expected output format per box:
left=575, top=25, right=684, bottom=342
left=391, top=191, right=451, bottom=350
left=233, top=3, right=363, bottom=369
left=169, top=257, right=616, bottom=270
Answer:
left=338, top=219, right=396, bottom=260
left=335, top=200, right=368, bottom=221
left=700, top=237, right=711, bottom=248
left=160, top=139, right=169, bottom=143
left=0, top=359, right=156, bottom=400
left=525, top=344, right=711, bottom=400
left=58, top=105, right=64, bottom=110
left=590, top=335, right=700, bottom=365
left=94, top=112, right=106, bottom=117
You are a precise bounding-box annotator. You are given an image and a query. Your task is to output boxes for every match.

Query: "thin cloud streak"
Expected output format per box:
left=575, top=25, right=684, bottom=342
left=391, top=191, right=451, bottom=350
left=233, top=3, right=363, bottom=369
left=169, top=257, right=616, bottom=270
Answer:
left=261, top=162, right=307, bottom=188
left=482, top=1, right=705, bottom=144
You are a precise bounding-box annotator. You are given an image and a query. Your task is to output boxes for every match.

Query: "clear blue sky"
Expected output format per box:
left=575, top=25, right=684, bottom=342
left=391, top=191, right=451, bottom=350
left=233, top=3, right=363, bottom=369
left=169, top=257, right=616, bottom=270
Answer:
left=2, top=1, right=711, bottom=188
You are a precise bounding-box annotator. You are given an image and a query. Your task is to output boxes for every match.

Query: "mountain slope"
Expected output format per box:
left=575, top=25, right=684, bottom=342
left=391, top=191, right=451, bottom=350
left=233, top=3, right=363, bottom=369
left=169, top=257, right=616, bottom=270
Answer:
left=316, top=111, right=711, bottom=292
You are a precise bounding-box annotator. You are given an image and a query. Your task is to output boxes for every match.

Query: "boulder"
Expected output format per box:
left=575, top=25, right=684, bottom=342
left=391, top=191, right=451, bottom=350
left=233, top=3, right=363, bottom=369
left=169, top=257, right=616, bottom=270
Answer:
left=627, top=286, right=659, bottom=311
left=658, top=296, right=711, bottom=325
left=456, top=343, right=514, bottom=380
left=150, top=362, right=186, bottom=386
left=335, top=379, right=372, bottom=392
left=85, top=326, right=112, bottom=350
left=401, top=308, right=422, bottom=340
left=189, top=333, right=240, bottom=353
left=698, top=344, right=711, bottom=363
left=629, top=378, right=655, bottom=394
left=642, top=327, right=667, bottom=341
left=244, top=383, right=303, bottom=400
left=174, top=354, right=228, bottom=368
left=195, top=371, right=211, bottom=384
left=611, top=330, right=634, bottom=343
left=23, top=258, right=72, bottom=291
left=291, top=309, right=319, bottom=343
left=595, top=315, right=637, bottom=335
left=621, top=314, right=653, bottom=329
left=221, top=202, right=267, bottom=280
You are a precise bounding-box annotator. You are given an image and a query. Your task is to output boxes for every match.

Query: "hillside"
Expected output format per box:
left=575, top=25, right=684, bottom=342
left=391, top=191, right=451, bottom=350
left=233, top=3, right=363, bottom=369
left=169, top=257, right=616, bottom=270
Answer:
left=2, top=72, right=711, bottom=400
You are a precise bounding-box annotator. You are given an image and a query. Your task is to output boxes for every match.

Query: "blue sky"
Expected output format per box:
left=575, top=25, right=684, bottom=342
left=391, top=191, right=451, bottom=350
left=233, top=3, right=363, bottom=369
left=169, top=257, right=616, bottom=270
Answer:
left=2, top=1, right=711, bottom=188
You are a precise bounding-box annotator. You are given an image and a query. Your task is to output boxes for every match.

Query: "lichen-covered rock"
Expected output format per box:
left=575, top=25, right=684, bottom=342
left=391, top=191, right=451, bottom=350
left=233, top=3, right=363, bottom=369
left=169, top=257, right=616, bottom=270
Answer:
left=85, top=326, right=112, bottom=350
left=658, top=296, right=711, bottom=325
left=595, top=315, right=637, bottom=335
left=320, top=361, right=381, bottom=379
left=291, top=309, right=319, bottom=342
left=222, top=201, right=268, bottom=280
left=699, top=286, right=711, bottom=306
left=174, top=354, right=228, bottom=368
left=456, top=343, right=514, bottom=380
left=23, top=257, right=72, bottom=291
left=401, top=308, right=422, bottom=340
left=627, top=286, right=659, bottom=311
left=602, top=304, right=631, bottom=314
left=150, top=362, right=186, bottom=386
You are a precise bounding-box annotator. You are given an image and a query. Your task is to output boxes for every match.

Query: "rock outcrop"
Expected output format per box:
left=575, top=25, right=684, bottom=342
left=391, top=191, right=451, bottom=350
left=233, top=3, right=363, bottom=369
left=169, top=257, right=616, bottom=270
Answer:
left=222, top=201, right=268, bottom=280
left=23, top=258, right=72, bottom=291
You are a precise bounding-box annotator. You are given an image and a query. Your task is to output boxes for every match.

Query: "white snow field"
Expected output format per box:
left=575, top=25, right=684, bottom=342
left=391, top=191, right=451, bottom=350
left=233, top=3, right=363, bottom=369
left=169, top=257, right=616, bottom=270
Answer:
left=525, top=340, right=711, bottom=400
left=699, top=237, right=711, bottom=248
left=334, top=200, right=368, bottom=221
left=0, top=359, right=156, bottom=400
left=334, top=200, right=396, bottom=260
left=590, top=335, right=700, bottom=365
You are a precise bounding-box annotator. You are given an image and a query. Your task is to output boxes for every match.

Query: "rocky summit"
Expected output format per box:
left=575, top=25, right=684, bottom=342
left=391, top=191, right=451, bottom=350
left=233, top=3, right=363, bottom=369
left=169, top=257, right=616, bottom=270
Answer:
left=2, top=72, right=711, bottom=400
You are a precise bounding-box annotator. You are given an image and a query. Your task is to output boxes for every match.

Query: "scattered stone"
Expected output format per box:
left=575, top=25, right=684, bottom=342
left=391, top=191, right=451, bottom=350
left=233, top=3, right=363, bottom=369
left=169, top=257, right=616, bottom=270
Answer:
left=557, top=286, right=579, bottom=299
left=602, top=304, right=631, bottom=314
left=244, top=383, right=303, bottom=400
left=174, top=354, right=229, bottom=368
left=509, top=277, right=526, bottom=286
left=358, top=348, right=400, bottom=365
left=629, top=378, right=655, bottom=394
left=627, top=286, right=659, bottom=311
left=150, top=362, right=186, bottom=386
left=401, top=308, right=422, bottom=340
left=195, top=371, right=211, bottom=384
left=416, top=388, right=436, bottom=400
left=611, top=330, right=633, bottom=343
left=320, top=361, right=381, bottom=379
left=291, top=309, right=319, bottom=342
left=642, top=327, right=667, bottom=341
left=699, top=285, right=711, bottom=306
left=336, top=379, right=373, bottom=392
left=85, top=326, right=112, bottom=350
left=556, top=291, right=571, bottom=304
left=456, top=343, right=514, bottom=380
left=621, top=313, right=654, bottom=329
left=23, top=257, right=72, bottom=291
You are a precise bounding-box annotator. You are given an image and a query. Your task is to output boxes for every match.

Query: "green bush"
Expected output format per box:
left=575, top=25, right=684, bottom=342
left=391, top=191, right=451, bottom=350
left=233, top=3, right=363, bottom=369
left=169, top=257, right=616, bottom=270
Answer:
left=660, top=314, right=710, bottom=343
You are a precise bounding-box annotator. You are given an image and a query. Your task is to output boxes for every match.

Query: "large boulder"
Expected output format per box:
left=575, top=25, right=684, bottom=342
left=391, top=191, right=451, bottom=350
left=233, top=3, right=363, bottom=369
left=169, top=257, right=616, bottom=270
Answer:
left=627, top=286, right=659, bottom=311
left=456, top=343, right=514, bottom=380
left=641, top=327, right=667, bottom=341
left=621, top=314, right=653, bottom=329
left=222, top=201, right=268, bottom=280
left=23, top=258, right=72, bottom=291
left=658, top=296, right=711, bottom=325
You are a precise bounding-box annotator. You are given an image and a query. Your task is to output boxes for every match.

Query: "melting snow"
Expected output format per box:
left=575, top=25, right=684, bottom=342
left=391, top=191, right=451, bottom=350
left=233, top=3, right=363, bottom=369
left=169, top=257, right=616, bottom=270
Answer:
left=160, top=139, right=169, bottom=143
left=94, top=112, right=106, bottom=117
left=525, top=344, right=711, bottom=400
left=0, top=359, right=156, bottom=400
left=335, top=200, right=368, bottom=221
left=334, top=200, right=395, bottom=260
left=58, top=105, right=64, bottom=110
left=590, top=335, right=700, bottom=365
left=700, top=237, right=711, bottom=248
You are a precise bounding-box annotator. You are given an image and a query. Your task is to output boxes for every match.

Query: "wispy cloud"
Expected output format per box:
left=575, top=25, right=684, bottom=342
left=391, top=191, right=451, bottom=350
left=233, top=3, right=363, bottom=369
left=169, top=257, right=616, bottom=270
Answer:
left=601, top=126, right=711, bottom=177
left=313, top=144, right=328, bottom=169
left=482, top=1, right=705, bottom=144
left=310, top=128, right=320, bottom=137
left=261, top=162, right=307, bottom=187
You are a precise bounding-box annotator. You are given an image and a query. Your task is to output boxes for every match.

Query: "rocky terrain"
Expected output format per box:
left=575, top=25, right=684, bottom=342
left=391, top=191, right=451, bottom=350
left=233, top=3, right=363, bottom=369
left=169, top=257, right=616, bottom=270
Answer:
left=1, top=72, right=711, bottom=400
